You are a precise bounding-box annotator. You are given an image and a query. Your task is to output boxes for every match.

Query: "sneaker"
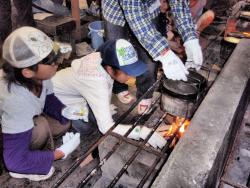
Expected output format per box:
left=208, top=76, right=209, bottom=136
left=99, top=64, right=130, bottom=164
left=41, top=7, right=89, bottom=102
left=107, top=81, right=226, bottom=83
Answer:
left=116, top=91, right=135, bottom=104
left=137, top=98, right=152, bottom=115
left=9, top=166, right=55, bottom=181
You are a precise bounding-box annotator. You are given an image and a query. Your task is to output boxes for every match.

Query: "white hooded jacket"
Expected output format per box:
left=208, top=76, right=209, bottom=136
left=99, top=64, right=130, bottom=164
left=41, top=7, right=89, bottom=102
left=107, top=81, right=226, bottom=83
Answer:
left=52, top=52, right=114, bottom=134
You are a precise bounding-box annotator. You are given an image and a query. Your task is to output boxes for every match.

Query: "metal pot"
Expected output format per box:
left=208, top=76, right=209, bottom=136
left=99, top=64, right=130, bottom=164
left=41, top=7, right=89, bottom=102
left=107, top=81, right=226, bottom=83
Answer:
left=160, top=71, right=207, bottom=118
left=160, top=93, right=195, bottom=118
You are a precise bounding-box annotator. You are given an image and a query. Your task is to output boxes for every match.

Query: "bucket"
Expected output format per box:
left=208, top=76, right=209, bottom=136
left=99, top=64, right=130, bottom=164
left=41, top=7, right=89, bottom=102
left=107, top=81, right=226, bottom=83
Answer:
left=88, top=21, right=104, bottom=50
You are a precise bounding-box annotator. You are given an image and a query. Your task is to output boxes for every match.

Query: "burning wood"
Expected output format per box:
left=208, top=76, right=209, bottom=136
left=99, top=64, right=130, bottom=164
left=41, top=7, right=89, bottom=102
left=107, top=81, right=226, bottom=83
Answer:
left=157, top=116, right=190, bottom=139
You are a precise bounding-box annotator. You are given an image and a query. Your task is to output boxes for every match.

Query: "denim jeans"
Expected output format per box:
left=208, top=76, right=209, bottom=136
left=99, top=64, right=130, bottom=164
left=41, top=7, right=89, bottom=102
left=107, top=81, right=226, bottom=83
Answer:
left=0, top=0, right=35, bottom=43
left=104, top=19, right=158, bottom=99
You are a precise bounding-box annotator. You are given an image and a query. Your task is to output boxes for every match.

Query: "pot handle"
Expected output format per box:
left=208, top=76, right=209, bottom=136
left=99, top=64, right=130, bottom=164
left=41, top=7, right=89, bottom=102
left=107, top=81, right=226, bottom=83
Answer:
left=186, top=61, right=211, bottom=82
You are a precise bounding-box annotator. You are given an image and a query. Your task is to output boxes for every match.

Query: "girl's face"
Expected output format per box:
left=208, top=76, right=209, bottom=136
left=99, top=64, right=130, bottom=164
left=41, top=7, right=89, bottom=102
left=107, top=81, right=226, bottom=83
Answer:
left=31, top=50, right=60, bottom=80
left=32, top=63, right=58, bottom=80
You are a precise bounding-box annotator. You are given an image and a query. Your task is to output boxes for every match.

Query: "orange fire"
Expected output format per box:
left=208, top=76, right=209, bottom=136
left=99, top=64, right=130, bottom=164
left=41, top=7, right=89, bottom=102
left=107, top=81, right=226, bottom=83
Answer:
left=179, top=124, right=185, bottom=133
left=163, top=117, right=190, bottom=138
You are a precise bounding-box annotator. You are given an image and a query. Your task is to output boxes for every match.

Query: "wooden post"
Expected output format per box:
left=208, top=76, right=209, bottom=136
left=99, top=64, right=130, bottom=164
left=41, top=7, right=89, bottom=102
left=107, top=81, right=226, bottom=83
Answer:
left=71, top=0, right=81, bottom=41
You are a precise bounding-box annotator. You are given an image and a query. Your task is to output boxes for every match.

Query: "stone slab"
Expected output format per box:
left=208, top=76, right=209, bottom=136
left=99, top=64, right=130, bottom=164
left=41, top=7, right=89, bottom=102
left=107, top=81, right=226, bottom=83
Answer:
left=95, top=132, right=164, bottom=187
left=152, top=39, right=250, bottom=188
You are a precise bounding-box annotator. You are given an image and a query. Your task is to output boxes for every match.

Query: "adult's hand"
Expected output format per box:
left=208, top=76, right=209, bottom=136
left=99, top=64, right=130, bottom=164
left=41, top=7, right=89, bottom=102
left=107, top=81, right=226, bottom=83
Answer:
left=155, top=49, right=188, bottom=81
left=184, top=39, right=203, bottom=71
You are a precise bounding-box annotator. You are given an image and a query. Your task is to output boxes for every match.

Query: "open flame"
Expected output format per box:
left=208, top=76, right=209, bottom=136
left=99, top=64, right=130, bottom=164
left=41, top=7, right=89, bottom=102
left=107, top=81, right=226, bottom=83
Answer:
left=179, top=124, right=185, bottom=133
left=163, top=117, right=190, bottom=138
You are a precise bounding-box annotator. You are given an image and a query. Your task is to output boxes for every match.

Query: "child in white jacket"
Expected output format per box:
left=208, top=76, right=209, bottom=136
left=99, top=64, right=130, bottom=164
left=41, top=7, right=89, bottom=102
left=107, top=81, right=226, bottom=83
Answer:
left=52, top=39, right=166, bottom=149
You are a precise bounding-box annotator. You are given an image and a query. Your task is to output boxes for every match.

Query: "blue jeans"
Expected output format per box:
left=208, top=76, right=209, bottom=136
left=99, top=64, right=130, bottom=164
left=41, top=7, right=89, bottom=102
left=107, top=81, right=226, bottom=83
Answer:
left=32, top=0, right=70, bottom=16
left=104, top=19, right=157, bottom=99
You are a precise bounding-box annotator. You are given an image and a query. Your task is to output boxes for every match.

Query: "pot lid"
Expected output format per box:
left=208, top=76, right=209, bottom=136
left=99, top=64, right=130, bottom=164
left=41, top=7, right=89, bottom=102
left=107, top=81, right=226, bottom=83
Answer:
left=162, top=78, right=198, bottom=101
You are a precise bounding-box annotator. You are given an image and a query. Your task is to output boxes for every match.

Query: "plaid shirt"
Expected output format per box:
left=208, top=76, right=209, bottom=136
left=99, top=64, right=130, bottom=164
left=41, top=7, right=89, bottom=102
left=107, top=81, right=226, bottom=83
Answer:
left=102, top=0, right=197, bottom=59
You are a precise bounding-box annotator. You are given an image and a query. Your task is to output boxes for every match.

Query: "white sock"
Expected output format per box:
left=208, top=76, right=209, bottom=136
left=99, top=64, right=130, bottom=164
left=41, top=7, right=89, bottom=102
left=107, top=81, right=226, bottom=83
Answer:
left=57, top=133, right=80, bottom=159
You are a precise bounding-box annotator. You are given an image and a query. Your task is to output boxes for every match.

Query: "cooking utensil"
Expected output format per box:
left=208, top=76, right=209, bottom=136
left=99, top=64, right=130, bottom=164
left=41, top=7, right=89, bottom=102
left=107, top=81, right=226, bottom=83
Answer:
left=162, top=78, right=198, bottom=101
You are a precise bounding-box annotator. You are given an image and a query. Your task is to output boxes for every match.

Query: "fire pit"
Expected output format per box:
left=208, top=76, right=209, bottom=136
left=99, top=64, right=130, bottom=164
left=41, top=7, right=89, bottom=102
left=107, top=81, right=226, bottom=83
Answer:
left=152, top=39, right=250, bottom=188
left=49, top=6, right=250, bottom=187
left=51, top=48, right=223, bottom=188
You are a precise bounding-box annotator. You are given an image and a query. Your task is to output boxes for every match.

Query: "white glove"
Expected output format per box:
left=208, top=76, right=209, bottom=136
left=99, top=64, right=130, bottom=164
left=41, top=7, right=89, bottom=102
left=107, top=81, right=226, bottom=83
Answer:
left=140, top=127, right=166, bottom=149
left=62, top=104, right=89, bottom=121
left=155, top=50, right=188, bottom=81
left=57, top=132, right=80, bottom=159
left=184, top=39, right=203, bottom=71
left=62, top=132, right=75, bottom=144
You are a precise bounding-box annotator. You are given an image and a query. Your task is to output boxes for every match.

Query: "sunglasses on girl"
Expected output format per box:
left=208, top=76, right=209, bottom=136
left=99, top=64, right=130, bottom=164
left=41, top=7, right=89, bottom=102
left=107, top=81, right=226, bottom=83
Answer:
left=40, top=50, right=61, bottom=65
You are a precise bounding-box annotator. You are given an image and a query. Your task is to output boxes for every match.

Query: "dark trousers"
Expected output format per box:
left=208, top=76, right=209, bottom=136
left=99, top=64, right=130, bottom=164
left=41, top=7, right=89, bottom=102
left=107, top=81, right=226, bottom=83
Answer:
left=71, top=105, right=98, bottom=135
left=104, top=19, right=157, bottom=99
left=0, top=0, right=35, bottom=43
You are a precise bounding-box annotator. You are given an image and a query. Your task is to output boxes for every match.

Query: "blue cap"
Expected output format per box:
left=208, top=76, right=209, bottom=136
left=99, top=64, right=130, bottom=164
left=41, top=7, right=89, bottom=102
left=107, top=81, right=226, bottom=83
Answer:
left=99, top=39, right=147, bottom=77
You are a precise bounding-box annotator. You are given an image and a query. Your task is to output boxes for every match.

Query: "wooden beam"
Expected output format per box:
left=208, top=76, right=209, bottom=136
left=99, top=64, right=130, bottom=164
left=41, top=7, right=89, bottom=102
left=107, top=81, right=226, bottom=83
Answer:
left=71, top=0, right=81, bottom=41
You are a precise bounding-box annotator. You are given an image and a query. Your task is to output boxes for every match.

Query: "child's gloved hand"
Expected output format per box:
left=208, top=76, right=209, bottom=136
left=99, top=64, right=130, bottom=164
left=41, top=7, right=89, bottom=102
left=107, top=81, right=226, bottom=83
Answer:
left=62, top=132, right=75, bottom=144
left=57, top=132, right=80, bottom=159
left=184, top=39, right=203, bottom=71
left=62, top=105, right=88, bottom=121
